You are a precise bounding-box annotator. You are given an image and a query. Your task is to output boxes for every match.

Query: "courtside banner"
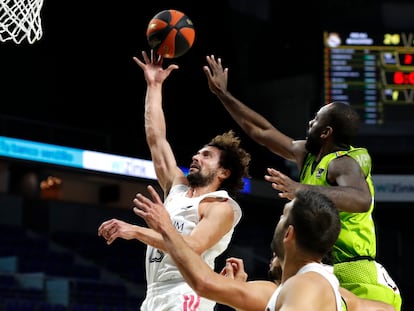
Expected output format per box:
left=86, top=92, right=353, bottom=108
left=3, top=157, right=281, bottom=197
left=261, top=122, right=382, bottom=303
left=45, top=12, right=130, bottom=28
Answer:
left=0, top=136, right=156, bottom=180
left=373, top=175, right=414, bottom=202
left=0, top=136, right=251, bottom=193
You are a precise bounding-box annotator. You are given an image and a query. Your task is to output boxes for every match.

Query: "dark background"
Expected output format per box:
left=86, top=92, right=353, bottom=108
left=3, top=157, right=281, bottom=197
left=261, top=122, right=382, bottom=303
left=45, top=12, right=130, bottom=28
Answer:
left=1, top=0, right=414, bottom=179
left=1, top=0, right=414, bottom=310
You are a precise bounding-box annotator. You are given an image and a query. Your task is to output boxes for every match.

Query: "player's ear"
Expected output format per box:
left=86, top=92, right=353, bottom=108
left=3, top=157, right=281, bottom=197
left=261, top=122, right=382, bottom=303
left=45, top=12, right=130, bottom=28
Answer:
left=284, top=225, right=295, bottom=241
left=219, top=168, right=231, bottom=180
left=321, top=126, right=333, bottom=138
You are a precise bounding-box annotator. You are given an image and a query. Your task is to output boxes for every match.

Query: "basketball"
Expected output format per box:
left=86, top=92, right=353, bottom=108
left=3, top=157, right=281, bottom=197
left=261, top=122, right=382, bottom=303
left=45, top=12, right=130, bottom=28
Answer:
left=146, top=9, right=195, bottom=59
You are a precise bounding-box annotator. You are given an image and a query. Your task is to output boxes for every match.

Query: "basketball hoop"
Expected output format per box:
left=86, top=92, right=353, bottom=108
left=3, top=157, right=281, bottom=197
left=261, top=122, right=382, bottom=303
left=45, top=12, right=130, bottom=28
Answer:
left=0, top=0, right=44, bottom=44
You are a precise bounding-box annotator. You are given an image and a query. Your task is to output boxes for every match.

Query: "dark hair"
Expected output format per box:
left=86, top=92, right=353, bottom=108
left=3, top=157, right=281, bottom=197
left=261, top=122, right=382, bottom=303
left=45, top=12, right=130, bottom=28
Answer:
left=287, top=189, right=341, bottom=257
left=328, top=102, right=360, bottom=146
left=207, top=130, right=251, bottom=197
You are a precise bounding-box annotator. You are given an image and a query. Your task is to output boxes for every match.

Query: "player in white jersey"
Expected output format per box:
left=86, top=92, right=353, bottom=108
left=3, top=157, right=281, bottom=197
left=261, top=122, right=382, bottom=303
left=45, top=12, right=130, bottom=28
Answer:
left=135, top=187, right=340, bottom=310
left=217, top=255, right=395, bottom=311
left=265, top=262, right=342, bottom=311
left=98, top=50, right=251, bottom=311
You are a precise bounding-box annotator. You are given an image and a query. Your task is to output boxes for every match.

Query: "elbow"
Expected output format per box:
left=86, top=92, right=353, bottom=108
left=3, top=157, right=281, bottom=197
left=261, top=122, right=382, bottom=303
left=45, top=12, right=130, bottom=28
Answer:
left=361, top=194, right=373, bottom=212
left=191, top=275, right=218, bottom=299
left=356, top=197, right=372, bottom=213
left=191, top=282, right=208, bottom=297
left=146, top=134, right=157, bottom=147
left=145, top=124, right=164, bottom=144
left=361, top=204, right=371, bottom=213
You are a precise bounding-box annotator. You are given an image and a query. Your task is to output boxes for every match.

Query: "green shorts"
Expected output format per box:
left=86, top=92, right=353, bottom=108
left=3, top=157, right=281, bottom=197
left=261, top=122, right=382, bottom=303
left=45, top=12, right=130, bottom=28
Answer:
left=334, top=259, right=402, bottom=311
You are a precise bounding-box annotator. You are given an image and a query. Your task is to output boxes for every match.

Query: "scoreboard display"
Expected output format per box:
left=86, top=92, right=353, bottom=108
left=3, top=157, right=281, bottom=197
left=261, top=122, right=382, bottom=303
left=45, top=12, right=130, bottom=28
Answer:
left=323, top=31, right=414, bottom=135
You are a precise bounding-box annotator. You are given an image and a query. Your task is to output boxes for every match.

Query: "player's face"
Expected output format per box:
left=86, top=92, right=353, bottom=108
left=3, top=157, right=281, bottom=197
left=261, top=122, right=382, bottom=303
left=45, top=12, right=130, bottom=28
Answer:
left=271, top=199, right=294, bottom=263
left=187, top=146, right=221, bottom=187
left=305, top=128, right=323, bottom=155
left=305, top=105, right=331, bottom=154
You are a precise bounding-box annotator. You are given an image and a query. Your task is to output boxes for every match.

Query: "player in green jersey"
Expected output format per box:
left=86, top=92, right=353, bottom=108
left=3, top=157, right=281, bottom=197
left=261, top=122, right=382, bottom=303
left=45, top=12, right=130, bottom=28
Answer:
left=203, top=54, right=402, bottom=310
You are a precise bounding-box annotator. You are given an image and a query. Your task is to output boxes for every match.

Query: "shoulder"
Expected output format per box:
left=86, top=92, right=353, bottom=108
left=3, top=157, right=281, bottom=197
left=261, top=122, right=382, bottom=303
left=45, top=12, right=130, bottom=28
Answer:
left=325, top=155, right=368, bottom=186
left=285, top=270, right=334, bottom=288
left=278, top=273, right=338, bottom=310
left=327, top=153, right=365, bottom=175
left=200, top=195, right=242, bottom=225
left=327, top=147, right=371, bottom=167
left=202, top=191, right=242, bottom=214
left=167, top=184, right=189, bottom=196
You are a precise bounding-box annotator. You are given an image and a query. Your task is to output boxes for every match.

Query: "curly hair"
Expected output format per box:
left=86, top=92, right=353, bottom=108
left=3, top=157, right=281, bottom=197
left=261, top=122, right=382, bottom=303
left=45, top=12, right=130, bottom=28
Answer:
left=207, top=130, right=251, bottom=197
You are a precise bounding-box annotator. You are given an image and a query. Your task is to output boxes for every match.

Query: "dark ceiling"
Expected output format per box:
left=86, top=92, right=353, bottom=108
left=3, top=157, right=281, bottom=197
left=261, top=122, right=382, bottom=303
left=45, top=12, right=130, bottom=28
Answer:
left=1, top=0, right=413, bottom=179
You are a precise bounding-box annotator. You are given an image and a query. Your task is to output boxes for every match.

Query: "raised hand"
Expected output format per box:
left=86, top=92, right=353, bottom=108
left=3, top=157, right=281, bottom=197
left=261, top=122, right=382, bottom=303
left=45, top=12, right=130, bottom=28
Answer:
left=203, top=54, right=228, bottom=96
left=265, top=167, right=303, bottom=201
left=133, top=50, right=179, bottom=85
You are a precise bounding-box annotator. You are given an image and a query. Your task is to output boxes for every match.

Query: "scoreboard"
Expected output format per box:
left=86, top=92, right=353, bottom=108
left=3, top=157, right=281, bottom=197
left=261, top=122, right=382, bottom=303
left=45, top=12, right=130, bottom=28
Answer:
left=323, top=31, right=414, bottom=134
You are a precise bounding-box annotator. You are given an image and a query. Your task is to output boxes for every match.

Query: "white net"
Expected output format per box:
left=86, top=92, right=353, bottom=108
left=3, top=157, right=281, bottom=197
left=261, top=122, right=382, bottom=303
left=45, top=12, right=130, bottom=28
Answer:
left=0, top=0, right=44, bottom=44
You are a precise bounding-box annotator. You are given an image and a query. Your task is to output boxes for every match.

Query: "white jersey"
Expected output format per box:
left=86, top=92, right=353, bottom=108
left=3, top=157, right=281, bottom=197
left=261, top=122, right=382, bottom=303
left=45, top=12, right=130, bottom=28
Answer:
left=142, top=184, right=242, bottom=310
left=265, top=263, right=342, bottom=311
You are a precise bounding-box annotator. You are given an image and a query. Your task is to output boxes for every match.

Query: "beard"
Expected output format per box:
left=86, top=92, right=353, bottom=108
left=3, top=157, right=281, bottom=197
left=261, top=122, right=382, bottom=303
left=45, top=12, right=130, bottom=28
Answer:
left=305, top=132, right=322, bottom=155
left=268, top=263, right=282, bottom=284
left=186, top=170, right=215, bottom=188
left=272, top=227, right=285, bottom=269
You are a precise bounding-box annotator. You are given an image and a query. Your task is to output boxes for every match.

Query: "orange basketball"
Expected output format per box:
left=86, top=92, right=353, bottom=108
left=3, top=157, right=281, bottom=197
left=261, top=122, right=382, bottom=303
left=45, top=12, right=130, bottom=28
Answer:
left=146, top=9, right=195, bottom=59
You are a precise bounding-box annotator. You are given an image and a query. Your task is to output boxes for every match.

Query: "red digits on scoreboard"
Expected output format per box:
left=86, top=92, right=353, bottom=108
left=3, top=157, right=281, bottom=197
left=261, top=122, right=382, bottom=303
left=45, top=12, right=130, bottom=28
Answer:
left=403, top=54, right=413, bottom=65
left=392, top=71, right=414, bottom=85
left=409, top=72, right=414, bottom=84
left=393, top=72, right=404, bottom=84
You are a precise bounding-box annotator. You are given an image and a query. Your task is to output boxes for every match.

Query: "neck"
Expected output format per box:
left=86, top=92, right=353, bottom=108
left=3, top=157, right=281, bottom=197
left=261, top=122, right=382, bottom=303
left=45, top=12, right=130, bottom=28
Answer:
left=280, top=253, right=321, bottom=284
left=186, top=185, right=218, bottom=197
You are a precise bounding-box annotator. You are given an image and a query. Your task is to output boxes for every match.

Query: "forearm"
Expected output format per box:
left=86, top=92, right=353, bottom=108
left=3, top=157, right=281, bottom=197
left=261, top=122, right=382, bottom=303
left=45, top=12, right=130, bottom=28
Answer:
left=144, top=84, right=178, bottom=190
left=154, top=215, right=268, bottom=310
left=134, top=222, right=205, bottom=255
left=160, top=223, right=217, bottom=295
left=216, top=90, right=296, bottom=159
left=301, top=184, right=372, bottom=213
left=133, top=225, right=170, bottom=252
left=144, top=84, right=166, bottom=145
left=215, top=90, right=273, bottom=135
